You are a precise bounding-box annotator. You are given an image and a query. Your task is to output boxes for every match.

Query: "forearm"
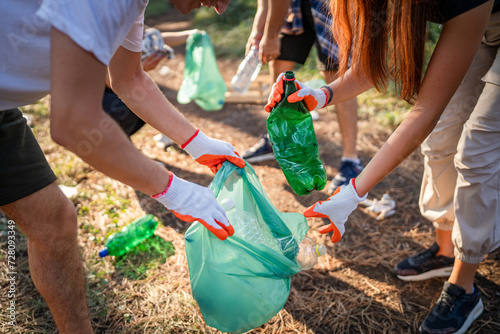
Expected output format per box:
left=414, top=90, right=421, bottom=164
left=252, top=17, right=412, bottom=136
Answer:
left=50, top=28, right=170, bottom=196
left=55, top=110, right=169, bottom=195
left=353, top=2, right=491, bottom=196
left=108, top=47, right=196, bottom=144
left=161, top=30, right=197, bottom=47
left=265, top=0, right=290, bottom=37
left=252, top=0, right=268, bottom=38
left=355, top=105, right=437, bottom=196
left=326, top=67, right=374, bottom=105
left=112, top=71, right=196, bottom=145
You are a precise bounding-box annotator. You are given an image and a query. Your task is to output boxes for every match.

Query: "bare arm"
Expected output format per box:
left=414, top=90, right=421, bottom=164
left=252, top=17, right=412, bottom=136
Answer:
left=327, top=67, right=375, bottom=104
left=259, top=0, right=291, bottom=63
left=49, top=28, right=170, bottom=196
left=355, top=1, right=493, bottom=196
left=246, top=0, right=269, bottom=54
left=108, top=46, right=197, bottom=145
left=161, top=29, right=199, bottom=47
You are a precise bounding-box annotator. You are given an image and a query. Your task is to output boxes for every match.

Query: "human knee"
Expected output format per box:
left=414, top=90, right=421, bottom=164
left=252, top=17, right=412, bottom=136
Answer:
left=30, top=198, right=78, bottom=246
left=421, top=133, right=457, bottom=160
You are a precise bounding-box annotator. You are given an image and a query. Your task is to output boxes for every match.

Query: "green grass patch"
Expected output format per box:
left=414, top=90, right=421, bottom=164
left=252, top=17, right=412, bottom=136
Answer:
left=192, top=0, right=256, bottom=58
left=145, top=0, right=173, bottom=17
left=113, top=235, right=175, bottom=280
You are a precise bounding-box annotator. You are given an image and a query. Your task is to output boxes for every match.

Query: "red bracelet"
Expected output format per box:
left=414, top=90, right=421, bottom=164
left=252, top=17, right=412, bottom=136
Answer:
left=320, top=88, right=329, bottom=109
left=151, top=172, right=173, bottom=198
left=181, top=129, right=199, bottom=149
left=321, top=85, right=333, bottom=108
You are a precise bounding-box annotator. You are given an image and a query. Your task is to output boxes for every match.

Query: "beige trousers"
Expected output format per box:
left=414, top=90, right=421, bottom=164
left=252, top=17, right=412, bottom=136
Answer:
left=419, top=12, right=500, bottom=263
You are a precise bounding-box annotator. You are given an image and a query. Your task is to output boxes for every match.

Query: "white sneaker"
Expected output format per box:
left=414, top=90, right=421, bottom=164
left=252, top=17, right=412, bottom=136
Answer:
left=153, top=134, right=175, bottom=150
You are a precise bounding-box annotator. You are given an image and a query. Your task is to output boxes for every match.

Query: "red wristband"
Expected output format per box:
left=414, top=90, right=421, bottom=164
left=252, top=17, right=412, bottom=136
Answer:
left=320, top=85, right=333, bottom=108
left=351, top=178, right=357, bottom=193
left=320, top=88, right=329, bottom=109
left=151, top=172, right=174, bottom=198
left=181, top=129, right=199, bottom=149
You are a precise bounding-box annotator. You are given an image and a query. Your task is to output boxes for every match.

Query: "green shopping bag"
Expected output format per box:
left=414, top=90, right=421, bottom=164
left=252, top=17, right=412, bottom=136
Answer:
left=177, top=30, right=227, bottom=111
left=184, top=162, right=308, bottom=333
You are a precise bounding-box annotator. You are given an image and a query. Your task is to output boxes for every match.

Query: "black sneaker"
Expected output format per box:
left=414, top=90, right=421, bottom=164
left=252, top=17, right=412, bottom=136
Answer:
left=328, top=159, right=364, bottom=194
left=394, top=243, right=455, bottom=281
left=420, top=282, right=483, bottom=334
left=242, top=134, right=275, bottom=163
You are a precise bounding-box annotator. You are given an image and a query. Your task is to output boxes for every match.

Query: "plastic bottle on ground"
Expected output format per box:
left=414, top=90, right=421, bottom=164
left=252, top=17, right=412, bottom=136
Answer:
left=266, top=71, right=327, bottom=196
left=296, top=236, right=327, bottom=270
left=230, top=46, right=262, bottom=94
left=221, top=198, right=278, bottom=249
left=99, top=214, right=158, bottom=257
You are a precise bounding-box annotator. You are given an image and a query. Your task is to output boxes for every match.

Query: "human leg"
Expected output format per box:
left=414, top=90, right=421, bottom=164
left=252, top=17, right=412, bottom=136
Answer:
left=1, top=183, right=93, bottom=334
left=241, top=59, right=296, bottom=163
left=0, top=108, right=92, bottom=333
left=420, top=27, right=500, bottom=333
left=242, top=1, right=314, bottom=163
left=394, top=41, right=496, bottom=281
left=320, top=69, right=363, bottom=192
left=321, top=70, right=358, bottom=160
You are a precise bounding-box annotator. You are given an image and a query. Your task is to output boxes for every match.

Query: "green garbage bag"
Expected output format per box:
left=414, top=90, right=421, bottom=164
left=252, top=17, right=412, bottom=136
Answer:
left=184, top=162, right=309, bottom=333
left=177, top=30, right=227, bottom=111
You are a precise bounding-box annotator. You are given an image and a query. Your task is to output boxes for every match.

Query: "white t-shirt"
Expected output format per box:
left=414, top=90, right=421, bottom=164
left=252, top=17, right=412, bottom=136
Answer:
left=0, top=0, right=148, bottom=110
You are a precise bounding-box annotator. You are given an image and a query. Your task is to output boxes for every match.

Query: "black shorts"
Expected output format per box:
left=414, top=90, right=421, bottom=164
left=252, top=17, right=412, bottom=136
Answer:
left=278, top=0, right=338, bottom=72
left=102, top=87, right=145, bottom=137
left=0, top=108, right=57, bottom=206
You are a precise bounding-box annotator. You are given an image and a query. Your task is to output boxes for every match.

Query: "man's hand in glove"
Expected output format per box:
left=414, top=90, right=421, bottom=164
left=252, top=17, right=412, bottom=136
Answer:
left=182, top=129, right=245, bottom=174
left=153, top=173, right=234, bottom=240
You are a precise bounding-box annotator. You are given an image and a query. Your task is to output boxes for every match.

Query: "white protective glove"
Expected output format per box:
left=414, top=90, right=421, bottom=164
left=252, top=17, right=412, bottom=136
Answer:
left=264, top=72, right=329, bottom=112
left=152, top=173, right=234, bottom=240
left=182, top=130, right=245, bottom=174
left=303, top=179, right=367, bottom=243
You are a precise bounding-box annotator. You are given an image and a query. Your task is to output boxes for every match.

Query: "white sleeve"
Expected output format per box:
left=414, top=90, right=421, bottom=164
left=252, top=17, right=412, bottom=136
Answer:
left=121, top=10, right=145, bottom=53
left=37, top=0, right=148, bottom=65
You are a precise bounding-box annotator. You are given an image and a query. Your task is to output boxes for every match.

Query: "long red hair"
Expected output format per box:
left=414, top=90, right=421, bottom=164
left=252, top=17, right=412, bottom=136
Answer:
left=331, top=0, right=430, bottom=103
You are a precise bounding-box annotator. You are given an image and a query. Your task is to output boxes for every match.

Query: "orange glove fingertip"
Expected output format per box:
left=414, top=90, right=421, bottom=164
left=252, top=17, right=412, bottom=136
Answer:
left=303, top=202, right=327, bottom=218
left=226, top=224, right=235, bottom=237
left=318, top=224, right=333, bottom=234
left=202, top=219, right=229, bottom=240
left=228, top=155, right=245, bottom=168
left=330, top=227, right=342, bottom=243
left=287, top=92, right=301, bottom=104
left=215, top=219, right=234, bottom=238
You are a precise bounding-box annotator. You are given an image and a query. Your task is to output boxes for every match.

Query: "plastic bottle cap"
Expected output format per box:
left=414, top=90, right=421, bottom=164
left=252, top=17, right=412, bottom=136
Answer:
left=315, top=244, right=327, bottom=256
left=98, top=249, right=109, bottom=258
left=220, top=198, right=235, bottom=211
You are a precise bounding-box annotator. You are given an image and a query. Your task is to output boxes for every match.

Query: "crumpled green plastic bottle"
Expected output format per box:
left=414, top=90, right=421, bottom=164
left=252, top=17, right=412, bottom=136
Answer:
left=98, top=215, right=158, bottom=258
left=266, top=71, right=327, bottom=196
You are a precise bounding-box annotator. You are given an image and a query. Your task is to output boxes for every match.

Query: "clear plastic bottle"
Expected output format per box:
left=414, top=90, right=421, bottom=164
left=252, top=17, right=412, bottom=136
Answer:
left=296, top=236, right=327, bottom=270
left=230, top=46, right=262, bottom=94
left=221, top=198, right=277, bottom=249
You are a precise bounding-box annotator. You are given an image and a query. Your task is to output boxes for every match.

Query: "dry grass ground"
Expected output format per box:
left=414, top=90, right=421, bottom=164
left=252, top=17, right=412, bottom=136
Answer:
left=1, top=15, right=499, bottom=334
